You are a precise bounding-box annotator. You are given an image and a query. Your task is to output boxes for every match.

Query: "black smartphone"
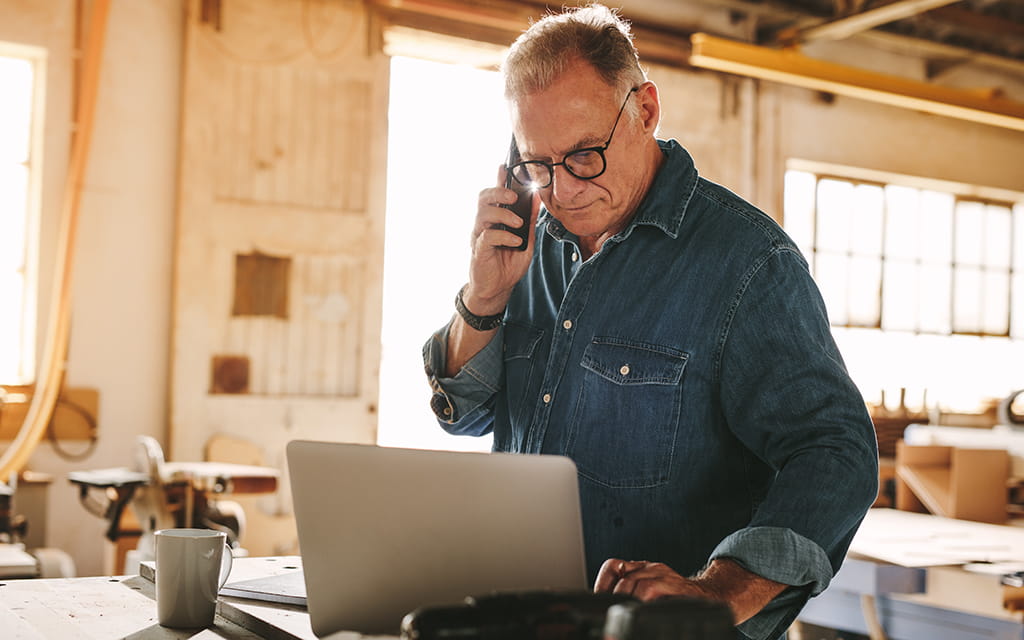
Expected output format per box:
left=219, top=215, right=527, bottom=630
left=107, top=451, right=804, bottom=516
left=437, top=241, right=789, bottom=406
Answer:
left=498, top=135, right=532, bottom=251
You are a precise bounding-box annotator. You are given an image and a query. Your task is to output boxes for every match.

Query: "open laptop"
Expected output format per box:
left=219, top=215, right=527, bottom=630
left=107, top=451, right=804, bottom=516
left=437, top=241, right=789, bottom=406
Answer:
left=285, top=440, right=588, bottom=637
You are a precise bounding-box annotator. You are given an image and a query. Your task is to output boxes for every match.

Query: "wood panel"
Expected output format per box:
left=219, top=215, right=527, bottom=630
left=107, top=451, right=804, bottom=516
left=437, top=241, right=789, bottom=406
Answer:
left=170, top=0, right=388, bottom=506
left=217, top=252, right=364, bottom=397
left=213, top=63, right=371, bottom=212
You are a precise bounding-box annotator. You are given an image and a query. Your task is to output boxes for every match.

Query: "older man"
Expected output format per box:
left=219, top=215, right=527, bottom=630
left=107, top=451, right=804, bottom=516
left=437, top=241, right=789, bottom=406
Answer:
left=422, top=5, right=878, bottom=639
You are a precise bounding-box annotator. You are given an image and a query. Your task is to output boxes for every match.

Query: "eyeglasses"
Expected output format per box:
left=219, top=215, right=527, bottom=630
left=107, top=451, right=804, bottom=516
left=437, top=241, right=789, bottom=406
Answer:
left=509, top=87, right=639, bottom=190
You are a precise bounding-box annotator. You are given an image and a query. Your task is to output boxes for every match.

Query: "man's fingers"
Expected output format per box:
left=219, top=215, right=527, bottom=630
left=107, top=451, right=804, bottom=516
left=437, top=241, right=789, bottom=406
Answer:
left=594, top=558, right=634, bottom=592
left=597, top=560, right=687, bottom=600
left=595, top=559, right=650, bottom=593
left=594, top=558, right=622, bottom=592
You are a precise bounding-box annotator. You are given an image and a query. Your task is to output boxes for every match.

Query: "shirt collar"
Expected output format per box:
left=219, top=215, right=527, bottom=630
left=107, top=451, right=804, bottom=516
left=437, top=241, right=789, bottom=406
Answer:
left=541, top=138, right=699, bottom=243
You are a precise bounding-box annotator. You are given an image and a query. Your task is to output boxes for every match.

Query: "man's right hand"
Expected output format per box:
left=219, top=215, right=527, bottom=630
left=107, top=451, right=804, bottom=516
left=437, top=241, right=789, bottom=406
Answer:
left=463, top=165, right=540, bottom=315
left=443, top=166, right=540, bottom=378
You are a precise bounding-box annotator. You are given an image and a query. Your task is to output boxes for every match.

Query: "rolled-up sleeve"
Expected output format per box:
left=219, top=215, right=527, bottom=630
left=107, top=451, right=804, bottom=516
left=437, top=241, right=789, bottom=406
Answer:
left=710, top=526, right=834, bottom=639
left=422, top=321, right=506, bottom=436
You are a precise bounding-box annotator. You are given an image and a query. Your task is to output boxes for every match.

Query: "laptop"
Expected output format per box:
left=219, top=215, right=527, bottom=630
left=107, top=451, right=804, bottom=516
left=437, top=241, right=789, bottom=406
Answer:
left=285, top=440, right=588, bottom=637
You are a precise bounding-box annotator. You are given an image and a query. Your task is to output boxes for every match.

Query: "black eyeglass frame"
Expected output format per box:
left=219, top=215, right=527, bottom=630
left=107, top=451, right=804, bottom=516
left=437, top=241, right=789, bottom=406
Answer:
left=508, top=86, right=639, bottom=190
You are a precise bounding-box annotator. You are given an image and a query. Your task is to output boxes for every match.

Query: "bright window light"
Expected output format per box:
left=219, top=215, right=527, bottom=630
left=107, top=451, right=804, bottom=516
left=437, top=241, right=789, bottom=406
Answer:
left=0, top=53, right=39, bottom=385
left=784, top=169, right=1024, bottom=415
left=377, top=56, right=511, bottom=451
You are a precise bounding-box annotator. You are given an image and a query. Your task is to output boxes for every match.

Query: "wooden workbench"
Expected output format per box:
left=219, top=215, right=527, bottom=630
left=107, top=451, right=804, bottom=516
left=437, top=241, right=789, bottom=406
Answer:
left=797, top=555, right=1024, bottom=640
left=798, top=509, right=1024, bottom=640
left=5, top=540, right=1024, bottom=639
left=0, top=556, right=391, bottom=640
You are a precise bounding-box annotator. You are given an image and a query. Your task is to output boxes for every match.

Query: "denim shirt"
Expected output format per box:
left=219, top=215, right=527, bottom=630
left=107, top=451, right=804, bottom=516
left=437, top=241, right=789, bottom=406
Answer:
left=423, top=139, right=878, bottom=640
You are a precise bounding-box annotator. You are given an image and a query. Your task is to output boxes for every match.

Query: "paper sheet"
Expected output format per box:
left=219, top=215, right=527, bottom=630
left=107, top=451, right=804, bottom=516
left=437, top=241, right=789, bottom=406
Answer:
left=849, top=508, right=1024, bottom=567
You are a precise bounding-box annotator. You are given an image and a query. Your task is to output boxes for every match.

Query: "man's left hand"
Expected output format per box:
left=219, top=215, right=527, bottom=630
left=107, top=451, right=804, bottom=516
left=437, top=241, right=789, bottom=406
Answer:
left=594, top=557, right=788, bottom=624
left=595, top=559, right=716, bottom=601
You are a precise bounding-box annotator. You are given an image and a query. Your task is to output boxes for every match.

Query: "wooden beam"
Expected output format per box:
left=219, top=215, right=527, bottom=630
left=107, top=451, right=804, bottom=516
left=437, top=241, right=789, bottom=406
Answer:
left=857, top=29, right=1024, bottom=77
left=927, top=6, right=1024, bottom=41
left=784, top=0, right=961, bottom=44
left=689, top=33, right=1024, bottom=132
left=367, top=0, right=694, bottom=68
left=691, top=0, right=1024, bottom=76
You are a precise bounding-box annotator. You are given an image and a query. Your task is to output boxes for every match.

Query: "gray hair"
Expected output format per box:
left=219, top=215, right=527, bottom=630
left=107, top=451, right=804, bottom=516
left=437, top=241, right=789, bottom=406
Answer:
left=502, top=4, right=647, bottom=99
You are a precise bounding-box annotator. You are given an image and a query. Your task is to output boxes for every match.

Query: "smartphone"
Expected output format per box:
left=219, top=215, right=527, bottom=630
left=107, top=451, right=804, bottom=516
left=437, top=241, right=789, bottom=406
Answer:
left=498, top=135, right=532, bottom=251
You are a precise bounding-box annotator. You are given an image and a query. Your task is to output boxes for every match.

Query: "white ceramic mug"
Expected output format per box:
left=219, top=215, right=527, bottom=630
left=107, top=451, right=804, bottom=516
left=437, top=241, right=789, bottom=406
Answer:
left=155, top=528, right=234, bottom=628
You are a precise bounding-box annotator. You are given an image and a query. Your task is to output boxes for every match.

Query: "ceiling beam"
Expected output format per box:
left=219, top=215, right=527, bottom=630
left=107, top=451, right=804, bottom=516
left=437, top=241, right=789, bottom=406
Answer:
left=927, top=6, right=1024, bottom=41
left=688, top=0, right=1024, bottom=75
left=689, top=33, right=1024, bottom=131
left=367, top=0, right=694, bottom=67
left=780, top=0, right=961, bottom=44
left=856, top=29, right=1024, bottom=77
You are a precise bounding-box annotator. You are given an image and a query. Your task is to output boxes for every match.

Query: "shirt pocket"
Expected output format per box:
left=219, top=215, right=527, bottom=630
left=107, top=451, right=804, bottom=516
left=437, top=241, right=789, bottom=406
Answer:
left=567, top=337, right=688, bottom=489
left=502, top=322, right=545, bottom=430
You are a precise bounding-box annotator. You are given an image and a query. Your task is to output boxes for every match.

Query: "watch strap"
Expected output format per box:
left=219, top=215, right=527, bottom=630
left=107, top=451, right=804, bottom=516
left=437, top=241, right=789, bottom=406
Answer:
left=455, top=285, right=505, bottom=331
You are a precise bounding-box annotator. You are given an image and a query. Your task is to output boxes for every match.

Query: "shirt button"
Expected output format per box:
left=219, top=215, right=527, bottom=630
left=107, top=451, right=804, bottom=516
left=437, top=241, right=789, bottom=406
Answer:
left=443, top=406, right=452, bottom=416
left=563, top=319, right=573, bottom=330
left=620, top=365, right=630, bottom=376
left=571, top=252, right=579, bottom=262
left=543, top=393, right=552, bottom=404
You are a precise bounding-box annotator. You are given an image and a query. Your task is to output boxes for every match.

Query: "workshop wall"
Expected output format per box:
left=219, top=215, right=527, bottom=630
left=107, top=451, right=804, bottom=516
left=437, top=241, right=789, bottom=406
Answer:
left=0, top=0, right=182, bottom=577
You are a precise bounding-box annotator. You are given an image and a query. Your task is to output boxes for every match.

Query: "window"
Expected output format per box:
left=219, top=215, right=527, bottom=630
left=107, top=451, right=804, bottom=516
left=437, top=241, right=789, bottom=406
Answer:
left=785, top=164, right=1024, bottom=413
left=0, top=48, right=43, bottom=385
left=377, top=55, right=507, bottom=451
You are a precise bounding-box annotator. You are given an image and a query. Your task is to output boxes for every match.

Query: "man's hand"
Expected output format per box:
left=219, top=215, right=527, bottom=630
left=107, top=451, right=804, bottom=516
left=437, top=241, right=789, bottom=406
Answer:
left=443, top=166, right=540, bottom=378
left=464, top=165, right=540, bottom=313
left=594, top=557, right=788, bottom=624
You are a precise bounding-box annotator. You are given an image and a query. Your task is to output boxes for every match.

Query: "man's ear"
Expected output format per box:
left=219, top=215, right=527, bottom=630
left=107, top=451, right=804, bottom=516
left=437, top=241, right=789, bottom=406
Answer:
left=636, top=81, right=661, bottom=134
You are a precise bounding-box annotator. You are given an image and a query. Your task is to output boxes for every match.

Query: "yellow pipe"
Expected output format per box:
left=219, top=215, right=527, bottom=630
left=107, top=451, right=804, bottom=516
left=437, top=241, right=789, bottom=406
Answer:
left=0, top=0, right=111, bottom=480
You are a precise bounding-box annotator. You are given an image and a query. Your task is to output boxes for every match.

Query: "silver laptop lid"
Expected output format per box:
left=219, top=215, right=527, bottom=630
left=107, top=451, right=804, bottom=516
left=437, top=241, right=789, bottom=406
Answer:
left=286, top=440, right=587, bottom=637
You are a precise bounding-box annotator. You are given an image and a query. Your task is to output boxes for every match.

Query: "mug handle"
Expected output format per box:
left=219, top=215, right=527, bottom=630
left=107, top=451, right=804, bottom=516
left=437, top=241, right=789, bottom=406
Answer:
left=217, top=543, right=234, bottom=591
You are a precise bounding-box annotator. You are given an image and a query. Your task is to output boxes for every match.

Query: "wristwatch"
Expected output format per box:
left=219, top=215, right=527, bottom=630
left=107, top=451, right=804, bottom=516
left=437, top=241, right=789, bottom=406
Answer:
left=455, top=285, right=505, bottom=331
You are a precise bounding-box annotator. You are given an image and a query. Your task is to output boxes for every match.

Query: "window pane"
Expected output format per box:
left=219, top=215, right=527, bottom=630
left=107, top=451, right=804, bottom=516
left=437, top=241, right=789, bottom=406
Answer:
left=1013, top=272, right=1024, bottom=339
left=0, top=53, right=37, bottom=385
left=919, top=190, right=954, bottom=265
left=953, top=266, right=983, bottom=333
left=0, top=164, right=28, bottom=270
left=783, top=170, right=815, bottom=256
left=0, top=56, right=34, bottom=164
left=885, top=185, right=920, bottom=260
left=814, top=252, right=849, bottom=325
left=848, top=255, right=881, bottom=326
left=1014, top=204, right=1024, bottom=272
left=816, top=179, right=853, bottom=253
left=851, top=184, right=883, bottom=257
left=983, top=270, right=1010, bottom=335
left=955, top=200, right=985, bottom=267
left=882, top=259, right=917, bottom=332
left=984, top=204, right=1012, bottom=269
left=0, top=272, right=24, bottom=381
left=919, top=265, right=951, bottom=334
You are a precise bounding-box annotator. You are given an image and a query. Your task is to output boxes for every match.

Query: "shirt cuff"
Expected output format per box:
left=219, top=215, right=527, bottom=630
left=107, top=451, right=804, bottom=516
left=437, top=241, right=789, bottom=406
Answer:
left=709, top=526, right=834, bottom=640
left=422, top=321, right=505, bottom=424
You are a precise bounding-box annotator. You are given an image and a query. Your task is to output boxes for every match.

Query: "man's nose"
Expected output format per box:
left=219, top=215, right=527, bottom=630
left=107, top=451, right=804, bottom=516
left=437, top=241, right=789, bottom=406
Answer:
left=550, top=165, right=587, bottom=201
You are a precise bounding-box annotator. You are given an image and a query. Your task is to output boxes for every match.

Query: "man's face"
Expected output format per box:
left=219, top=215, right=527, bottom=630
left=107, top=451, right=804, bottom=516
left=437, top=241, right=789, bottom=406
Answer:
left=510, top=60, right=650, bottom=246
